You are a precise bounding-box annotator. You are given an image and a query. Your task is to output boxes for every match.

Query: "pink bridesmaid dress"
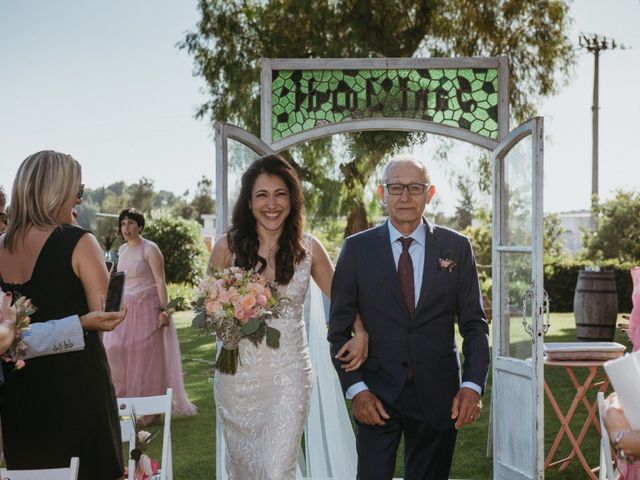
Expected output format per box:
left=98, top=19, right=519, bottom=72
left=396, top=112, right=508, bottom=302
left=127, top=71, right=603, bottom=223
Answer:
left=103, top=239, right=196, bottom=417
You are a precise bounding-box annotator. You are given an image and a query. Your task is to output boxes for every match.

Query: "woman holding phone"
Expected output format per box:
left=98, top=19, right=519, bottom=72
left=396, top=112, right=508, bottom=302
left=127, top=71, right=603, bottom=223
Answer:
left=103, top=208, right=196, bottom=418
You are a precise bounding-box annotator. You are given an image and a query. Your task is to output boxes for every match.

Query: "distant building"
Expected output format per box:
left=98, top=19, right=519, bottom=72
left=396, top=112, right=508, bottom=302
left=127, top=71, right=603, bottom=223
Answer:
left=201, top=214, right=216, bottom=252
left=557, top=209, right=593, bottom=254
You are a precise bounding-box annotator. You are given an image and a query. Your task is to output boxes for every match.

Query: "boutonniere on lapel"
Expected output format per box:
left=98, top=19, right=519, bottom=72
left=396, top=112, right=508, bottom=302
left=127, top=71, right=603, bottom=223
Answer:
left=438, top=249, right=457, bottom=273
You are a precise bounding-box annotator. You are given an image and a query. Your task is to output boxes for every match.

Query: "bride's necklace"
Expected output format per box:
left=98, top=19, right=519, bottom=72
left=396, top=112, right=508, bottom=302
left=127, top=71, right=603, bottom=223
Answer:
left=263, top=244, right=278, bottom=269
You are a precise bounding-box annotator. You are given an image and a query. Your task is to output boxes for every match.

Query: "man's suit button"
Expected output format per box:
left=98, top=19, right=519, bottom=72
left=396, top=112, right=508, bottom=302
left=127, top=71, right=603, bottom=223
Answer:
left=401, top=361, right=408, bottom=368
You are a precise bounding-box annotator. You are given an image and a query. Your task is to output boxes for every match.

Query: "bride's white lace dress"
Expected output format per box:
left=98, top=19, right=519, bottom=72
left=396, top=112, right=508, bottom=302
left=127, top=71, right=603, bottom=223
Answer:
left=215, top=234, right=314, bottom=480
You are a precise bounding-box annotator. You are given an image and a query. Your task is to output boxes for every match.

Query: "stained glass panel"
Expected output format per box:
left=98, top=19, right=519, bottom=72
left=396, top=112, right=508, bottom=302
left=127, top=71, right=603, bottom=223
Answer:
left=271, top=68, right=499, bottom=141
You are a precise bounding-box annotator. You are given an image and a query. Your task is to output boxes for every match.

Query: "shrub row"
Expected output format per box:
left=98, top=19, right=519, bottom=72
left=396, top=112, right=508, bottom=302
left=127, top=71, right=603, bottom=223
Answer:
left=544, top=260, right=635, bottom=313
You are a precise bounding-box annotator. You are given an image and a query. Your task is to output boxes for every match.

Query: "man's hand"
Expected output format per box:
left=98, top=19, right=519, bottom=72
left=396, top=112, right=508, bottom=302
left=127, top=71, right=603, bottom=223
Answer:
left=80, top=306, right=127, bottom=332
left=451, top=387, right=482, bottom=429
left=352, top=390, right=390, bottom=426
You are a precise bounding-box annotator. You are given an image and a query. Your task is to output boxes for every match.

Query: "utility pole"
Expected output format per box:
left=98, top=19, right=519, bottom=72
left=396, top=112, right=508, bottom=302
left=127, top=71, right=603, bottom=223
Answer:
left=578, top=34, right=625, bottom=212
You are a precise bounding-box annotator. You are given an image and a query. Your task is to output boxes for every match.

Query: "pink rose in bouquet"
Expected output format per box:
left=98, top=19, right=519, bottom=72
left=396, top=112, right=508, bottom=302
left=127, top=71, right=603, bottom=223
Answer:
left=192, top=266, right=282, bottom=374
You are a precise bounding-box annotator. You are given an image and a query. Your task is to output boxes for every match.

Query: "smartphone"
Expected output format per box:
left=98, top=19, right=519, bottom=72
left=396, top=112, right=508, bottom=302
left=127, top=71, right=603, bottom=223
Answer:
left=105, top=271, right=126, bottom=312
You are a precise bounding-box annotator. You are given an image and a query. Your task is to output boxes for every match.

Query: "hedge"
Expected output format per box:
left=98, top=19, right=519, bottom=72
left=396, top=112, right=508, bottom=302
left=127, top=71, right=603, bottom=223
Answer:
left=544, top=260, right=634, bottom=313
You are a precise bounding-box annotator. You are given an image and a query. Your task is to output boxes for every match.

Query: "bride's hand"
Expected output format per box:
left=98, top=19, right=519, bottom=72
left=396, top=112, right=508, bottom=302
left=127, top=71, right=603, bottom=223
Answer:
left=336, top=331, right=368, bottom=372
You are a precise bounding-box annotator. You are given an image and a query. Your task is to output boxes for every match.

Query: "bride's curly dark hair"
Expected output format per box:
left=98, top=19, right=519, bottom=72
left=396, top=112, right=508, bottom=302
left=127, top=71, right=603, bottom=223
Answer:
left=228, top=154, right=306, bottom=285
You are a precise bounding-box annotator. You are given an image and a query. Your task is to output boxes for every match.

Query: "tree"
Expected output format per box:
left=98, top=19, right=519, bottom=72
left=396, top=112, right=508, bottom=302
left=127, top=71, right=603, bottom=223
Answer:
left=190, top=175, right=216, bottom=225
left=128, top=177, right=156, bottom=213
left=180, top=0, right=575, bottom=235
left=543, top=213, right=566, bottom=262
left=453, top=158, right=479, bottom=230
left=583, top=190, right=640, bottom=263
left=154, top=190, right=180, bottom=209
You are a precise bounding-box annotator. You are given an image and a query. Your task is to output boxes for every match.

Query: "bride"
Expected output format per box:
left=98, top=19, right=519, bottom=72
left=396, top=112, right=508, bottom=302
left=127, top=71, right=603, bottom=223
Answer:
left=209, top=154, right=366, bottom=480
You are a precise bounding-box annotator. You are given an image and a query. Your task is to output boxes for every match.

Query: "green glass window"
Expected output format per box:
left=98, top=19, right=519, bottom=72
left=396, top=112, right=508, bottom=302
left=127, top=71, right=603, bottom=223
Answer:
left=271, top=68, right=499, bottom=141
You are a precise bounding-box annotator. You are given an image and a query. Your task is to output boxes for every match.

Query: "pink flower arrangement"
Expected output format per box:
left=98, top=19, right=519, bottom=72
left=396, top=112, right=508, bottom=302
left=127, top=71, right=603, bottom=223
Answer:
left=438, top=258, right=455, bottom=272
left=0, top=292, right=36, bottom=370
left=438, top=249, right=458, bottom=273
left=125, top=408, right=161, bottom=480
left=193, top=266, right=281, bottom=374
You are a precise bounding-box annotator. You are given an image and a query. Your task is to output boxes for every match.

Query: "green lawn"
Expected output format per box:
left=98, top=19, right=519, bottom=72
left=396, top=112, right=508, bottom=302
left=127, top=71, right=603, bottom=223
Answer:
left=160, top=312, right=632, bottom=479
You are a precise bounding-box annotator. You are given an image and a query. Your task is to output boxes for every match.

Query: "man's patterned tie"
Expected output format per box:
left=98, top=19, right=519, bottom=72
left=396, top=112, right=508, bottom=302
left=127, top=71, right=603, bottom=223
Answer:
left=398, top=237, right=415, bottom=316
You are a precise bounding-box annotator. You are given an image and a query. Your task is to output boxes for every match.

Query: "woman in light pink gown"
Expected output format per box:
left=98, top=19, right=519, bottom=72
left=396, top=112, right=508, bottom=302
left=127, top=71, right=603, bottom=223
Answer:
left=104, top=208, right=196, bottom=417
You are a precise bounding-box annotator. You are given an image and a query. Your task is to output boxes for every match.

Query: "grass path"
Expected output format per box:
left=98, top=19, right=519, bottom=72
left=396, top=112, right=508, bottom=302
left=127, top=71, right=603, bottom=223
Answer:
left=164, top=312, right=632, bottom=479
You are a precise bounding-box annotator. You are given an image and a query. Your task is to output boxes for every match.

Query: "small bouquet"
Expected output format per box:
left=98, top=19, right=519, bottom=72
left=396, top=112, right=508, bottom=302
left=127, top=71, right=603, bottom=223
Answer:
left=0, top=292, right=37, bottom=370
left=127, top=408, right=161, bottom=480
left=159, top=297, right=183, bottom=316
left=192, top=266, right=282, bottom=374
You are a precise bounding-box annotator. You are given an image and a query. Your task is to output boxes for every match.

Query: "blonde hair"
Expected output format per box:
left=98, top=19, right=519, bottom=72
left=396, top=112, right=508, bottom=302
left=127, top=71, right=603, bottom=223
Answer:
left=4, top=150, right=82, bottom=252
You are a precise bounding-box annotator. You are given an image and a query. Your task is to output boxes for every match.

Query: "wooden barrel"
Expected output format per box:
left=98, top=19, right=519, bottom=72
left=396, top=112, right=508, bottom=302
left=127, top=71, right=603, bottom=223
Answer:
left=574, top=270, right=618, bottom=341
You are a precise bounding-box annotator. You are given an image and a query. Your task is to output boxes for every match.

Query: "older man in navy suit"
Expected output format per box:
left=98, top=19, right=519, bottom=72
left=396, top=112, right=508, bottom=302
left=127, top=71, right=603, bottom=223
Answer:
left=329, top=156, right=490, bottom=479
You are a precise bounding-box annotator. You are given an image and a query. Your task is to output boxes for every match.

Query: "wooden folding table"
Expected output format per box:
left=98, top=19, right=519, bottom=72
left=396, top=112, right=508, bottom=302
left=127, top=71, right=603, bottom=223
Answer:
left=544, top=358, right=610, bottom=480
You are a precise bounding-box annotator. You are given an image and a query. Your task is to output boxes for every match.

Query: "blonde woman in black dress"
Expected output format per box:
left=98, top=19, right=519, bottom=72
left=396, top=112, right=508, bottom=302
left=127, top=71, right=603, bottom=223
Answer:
left=0, top=151, right=124, bottom=480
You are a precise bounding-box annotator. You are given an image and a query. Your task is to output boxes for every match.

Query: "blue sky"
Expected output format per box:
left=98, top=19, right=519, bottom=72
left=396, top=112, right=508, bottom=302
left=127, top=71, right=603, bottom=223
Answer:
left=1, top=0, right=639, bottom=214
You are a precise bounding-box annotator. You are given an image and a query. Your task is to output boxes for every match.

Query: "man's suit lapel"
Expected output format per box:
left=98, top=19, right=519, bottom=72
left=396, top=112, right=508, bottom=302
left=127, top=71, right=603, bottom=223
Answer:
left=374, top=224, right=411, bottom=320
left=414, top=220, right=439, bottom=318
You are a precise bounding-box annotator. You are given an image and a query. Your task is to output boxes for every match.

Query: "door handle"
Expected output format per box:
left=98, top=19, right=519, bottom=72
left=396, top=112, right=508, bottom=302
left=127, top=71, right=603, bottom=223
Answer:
left=521, top=285, right=551, bottom=338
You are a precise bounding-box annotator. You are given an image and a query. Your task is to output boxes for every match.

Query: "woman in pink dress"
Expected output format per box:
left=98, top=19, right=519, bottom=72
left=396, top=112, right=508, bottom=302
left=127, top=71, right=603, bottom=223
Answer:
left=104, top=208, right=196, bottom=417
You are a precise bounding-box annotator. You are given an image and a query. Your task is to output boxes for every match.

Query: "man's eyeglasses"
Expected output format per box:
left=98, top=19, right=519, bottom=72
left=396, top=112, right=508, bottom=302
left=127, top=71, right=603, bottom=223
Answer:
left=77, top=184, right=85, bottom=199
left=384, top=183, right=429, bottom=196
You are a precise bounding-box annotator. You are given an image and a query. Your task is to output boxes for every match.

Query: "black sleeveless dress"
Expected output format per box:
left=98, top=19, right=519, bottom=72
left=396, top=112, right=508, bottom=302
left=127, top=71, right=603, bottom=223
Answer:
left=0, top=225, right=123, bottom=480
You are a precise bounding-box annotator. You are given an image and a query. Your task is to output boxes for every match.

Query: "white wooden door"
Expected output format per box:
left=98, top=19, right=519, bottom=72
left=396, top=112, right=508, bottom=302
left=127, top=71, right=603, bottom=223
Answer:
left=491, top=117, right=547, bottom=480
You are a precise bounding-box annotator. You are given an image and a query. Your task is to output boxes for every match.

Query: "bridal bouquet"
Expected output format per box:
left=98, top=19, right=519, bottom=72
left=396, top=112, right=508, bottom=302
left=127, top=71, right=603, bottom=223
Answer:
left=192, top=266, right=282, bottom=374
left=0, top=292, right=37, bottom=370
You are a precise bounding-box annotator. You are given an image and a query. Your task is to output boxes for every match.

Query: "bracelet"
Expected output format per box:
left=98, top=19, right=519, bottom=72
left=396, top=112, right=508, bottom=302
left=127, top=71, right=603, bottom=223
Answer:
left=613, top=430, right=638, bottom=464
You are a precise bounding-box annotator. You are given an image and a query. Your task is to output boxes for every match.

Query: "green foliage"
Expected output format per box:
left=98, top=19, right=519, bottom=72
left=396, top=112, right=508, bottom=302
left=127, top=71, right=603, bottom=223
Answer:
left=129, top=177, right=156, bottom=213
left=544, top=259, right=634, bottom=313
left=308, top=219, right=348, bottom=263
left=96, top=216, right=121, bottom=252
left=190, top=176, right=216, bottom=225
left=167, top=282, right=198, bottom=311
left=462, top=221, right=492, bottom=296
left=144, top=211, right=208, bottom=285
left=180, top=0, right=575, bottom=234
left=544, top=213, right=566, bottom=261
left=462, top=210, right=571, bottom=301
left=582, top=189, right=640, bottom=263
left=77, top=177, right=215, bottom=251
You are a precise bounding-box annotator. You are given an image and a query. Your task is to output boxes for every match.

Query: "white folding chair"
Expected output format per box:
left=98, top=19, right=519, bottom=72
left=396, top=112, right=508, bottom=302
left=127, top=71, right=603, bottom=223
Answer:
left=118, top=388, right=173, bottom=480
left=0, top=457, right=79, bottom=480
left=597, top=391, right=617, bottom=480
